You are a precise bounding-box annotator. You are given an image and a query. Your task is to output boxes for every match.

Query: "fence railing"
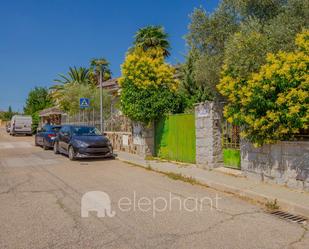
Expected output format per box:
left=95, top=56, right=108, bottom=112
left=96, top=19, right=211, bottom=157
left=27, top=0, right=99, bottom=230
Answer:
left=221, top=121, right=309, bottom=147
left=61, top=110, right=132, bottom=133
left=222, top=120, right=240, bottom=149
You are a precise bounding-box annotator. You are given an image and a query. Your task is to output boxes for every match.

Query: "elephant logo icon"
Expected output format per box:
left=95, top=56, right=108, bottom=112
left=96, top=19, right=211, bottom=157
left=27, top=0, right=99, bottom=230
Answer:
left=81, top=191, right=116, bottom=218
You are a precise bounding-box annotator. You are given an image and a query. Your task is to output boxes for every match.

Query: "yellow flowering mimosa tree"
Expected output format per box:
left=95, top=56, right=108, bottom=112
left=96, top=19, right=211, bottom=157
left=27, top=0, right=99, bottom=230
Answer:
left=217, top=30, right=309, bottom=146
left=119, top=47, right=181, bottom=124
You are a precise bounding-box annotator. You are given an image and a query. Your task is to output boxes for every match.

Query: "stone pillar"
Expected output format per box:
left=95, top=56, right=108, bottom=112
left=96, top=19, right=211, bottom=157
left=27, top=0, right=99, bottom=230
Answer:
left=195, top=101, right=223, bottom=169
left=132, top=122, right=154, bottom=158
left=142, top=123, right=155, bottom=157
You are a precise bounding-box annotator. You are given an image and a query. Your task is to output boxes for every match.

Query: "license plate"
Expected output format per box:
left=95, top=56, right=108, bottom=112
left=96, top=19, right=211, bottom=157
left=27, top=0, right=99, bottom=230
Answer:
left=90, top=148, right=109, bottom=153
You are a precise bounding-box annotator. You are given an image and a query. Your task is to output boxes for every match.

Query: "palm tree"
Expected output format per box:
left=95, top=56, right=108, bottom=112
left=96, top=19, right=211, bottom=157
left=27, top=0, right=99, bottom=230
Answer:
left=54, top=66, right=90, bottom=85
left=90, top=58, right=111, bottom=84
left=133, top=25, right=171, bottom=57
left=49, top=84, right=66, bottom=107
left=51, top=66, right=90, bottom=107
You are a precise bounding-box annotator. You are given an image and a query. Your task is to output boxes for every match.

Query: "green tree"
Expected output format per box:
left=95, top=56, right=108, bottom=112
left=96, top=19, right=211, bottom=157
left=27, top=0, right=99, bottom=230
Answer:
left=263, top=0, right=309, bottom=54
left=55, top=83, right=111, bottom=116
left=223, top=0, right=309, bottom=80
left=54, top=66, right=90, bottom=85
left=185, top=3, right=239, bottom=101
left=0, top=106, right=16, bottom=121
left=184, top=0, right=308, bottom=102
left=50, top=81, right=96, bottom=111
left=6, top=106, right=14, bottom=120
left=24, top=87, right=52, bottom=131
left=223, top=21, right=268, bottom=79
left=133, top=25, right=171, bottom=57
left=217, top=30, right=309, bottom=146
left=231, top=0, right=286, bottom=23
left=179, top=49, right=211, bottom=108
left=89, top=58, right=112, bottom=84
left=49, top=84, right=65, bottom=107
left=51, top=66, right=93, bottom=107
left=120, top=47, right=182, bottom=123
left=50, top=57, right=112, bottom=111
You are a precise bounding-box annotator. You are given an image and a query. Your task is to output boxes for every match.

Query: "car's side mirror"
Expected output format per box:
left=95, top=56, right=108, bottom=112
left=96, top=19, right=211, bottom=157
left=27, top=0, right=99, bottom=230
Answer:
left=103, top=132, right=107, bottom=136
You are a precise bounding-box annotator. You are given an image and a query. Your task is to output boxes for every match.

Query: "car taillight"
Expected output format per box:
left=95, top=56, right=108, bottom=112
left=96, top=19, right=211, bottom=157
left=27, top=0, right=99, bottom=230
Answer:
left=48, top=134, right=56, bottom=138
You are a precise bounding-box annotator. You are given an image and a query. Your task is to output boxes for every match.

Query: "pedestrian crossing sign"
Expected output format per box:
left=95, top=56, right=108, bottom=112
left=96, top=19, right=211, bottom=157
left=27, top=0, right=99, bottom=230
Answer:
left=80, top=98, right=90, bottom=108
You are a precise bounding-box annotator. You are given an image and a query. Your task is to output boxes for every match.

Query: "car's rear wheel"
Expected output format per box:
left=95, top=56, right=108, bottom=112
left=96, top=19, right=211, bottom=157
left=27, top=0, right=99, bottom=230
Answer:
left=68, top=146, right=76, bottom=161
left=53, top=142, right=59, bottom=154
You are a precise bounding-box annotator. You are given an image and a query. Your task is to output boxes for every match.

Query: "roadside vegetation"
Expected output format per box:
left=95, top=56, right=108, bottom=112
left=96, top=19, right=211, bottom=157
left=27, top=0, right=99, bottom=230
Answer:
left=218, top=31, right=309, bottom=145
left=24, top=87, right=53, bottom=132
left=119, top=26, right=185, bottom=124
left=0, top=106, right=18, bottom=121
left=21, top=0, right=308, bottom=145
left=50, top=61, right=112, bottom=115
left=22, top=59, right=113, bottom=131
left=180, top=0, right=308, bottom=145
left=265, top=199, right=280, bottom=211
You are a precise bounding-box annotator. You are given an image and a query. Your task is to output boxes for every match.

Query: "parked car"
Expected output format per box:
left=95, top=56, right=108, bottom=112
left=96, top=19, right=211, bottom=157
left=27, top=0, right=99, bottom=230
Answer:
left=6, top=122, right=10, bottom=133
left=10, top=115, right=32, bottom=136
left=53, top=125, right=113, bottom=160
left=35, top=125, right=62, bottom=150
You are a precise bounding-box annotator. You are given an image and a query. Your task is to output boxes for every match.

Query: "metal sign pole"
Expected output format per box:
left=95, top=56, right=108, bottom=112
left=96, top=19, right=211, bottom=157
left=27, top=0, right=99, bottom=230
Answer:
left=93, top=108, right=95, bottom=126
left=100, top=71, right=103, bottom=132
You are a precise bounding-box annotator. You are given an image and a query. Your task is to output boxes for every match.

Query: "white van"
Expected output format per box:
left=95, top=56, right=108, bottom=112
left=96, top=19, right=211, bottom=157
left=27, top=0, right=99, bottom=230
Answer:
left=10, top=115, right=32, bottom=136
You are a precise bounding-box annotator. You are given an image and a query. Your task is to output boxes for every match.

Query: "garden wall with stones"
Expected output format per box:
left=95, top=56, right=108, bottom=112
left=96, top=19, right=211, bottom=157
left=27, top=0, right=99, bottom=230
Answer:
left=105, top=122, right=154, bottom=158
left=105, top=132, right=136, bottom=154
left=241, top=141, right=309, bottom=191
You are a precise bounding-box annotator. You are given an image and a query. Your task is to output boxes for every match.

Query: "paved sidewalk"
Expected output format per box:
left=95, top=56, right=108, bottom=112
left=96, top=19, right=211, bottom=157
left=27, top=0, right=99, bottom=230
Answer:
left=116, top=151, right=309, bottom=218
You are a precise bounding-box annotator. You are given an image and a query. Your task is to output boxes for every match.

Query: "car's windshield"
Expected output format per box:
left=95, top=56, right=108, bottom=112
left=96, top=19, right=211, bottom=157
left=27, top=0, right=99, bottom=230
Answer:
left=44, top=125, right=61, bottom=132
left=51, top=126, right=61, bottom=132
left=72, top=126, right=102, bottom=136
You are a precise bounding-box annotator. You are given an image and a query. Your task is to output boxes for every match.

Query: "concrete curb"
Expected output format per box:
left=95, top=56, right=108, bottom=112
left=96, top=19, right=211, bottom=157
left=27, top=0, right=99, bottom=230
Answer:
left=117, top=156, right=309, bottom=219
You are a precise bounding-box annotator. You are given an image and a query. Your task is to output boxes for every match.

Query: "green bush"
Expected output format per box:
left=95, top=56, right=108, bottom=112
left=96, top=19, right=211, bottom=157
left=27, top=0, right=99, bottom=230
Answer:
left=218, top=31, right=309, bottom=146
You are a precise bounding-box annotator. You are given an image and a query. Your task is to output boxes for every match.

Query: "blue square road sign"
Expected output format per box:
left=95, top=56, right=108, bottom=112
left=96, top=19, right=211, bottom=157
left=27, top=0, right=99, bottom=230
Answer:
left=80, top=98, right=90, bottom=108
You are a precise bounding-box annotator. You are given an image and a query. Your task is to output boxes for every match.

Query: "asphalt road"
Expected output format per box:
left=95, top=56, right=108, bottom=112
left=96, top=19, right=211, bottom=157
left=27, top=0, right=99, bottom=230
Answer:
left=0, top=127, right=308, bottom=249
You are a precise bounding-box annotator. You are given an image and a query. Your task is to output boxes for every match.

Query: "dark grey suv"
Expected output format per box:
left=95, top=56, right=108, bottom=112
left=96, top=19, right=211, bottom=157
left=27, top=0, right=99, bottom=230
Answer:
left=53, top=125, right=113, bottom=160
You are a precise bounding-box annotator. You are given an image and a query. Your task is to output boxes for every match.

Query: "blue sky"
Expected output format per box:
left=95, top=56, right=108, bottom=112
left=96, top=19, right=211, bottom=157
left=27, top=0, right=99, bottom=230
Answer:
left=0, top=0, right=219, bottom=111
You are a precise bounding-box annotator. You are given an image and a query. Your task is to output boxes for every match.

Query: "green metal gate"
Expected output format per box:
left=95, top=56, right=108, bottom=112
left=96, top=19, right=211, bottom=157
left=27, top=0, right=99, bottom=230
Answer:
left=155, top=113, right=196, bottom=163
left=222, top=120, right=241, bottom=169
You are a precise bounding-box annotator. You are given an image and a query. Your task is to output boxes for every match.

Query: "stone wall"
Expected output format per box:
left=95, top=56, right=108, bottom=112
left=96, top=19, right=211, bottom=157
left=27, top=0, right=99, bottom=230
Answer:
left=195, top=102, right=223, bottom=169
left=105, top=122, right=154, bottom=158
left=241, top=141, right=309, bottom=191
left=132, top=122, right=154, bottom=157
left=105, top=132, right=136, bottom=154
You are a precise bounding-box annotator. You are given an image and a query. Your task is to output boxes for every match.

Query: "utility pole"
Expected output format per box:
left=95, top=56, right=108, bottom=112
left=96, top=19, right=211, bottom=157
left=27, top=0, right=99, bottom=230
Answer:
left=100, top=69, right=104, bottom=132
